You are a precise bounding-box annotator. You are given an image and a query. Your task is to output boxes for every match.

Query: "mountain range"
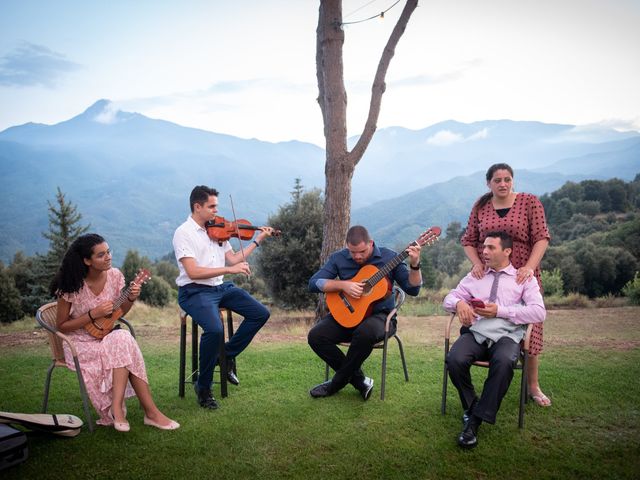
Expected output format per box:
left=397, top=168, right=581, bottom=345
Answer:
left=1, top=100, right=638, bottom=263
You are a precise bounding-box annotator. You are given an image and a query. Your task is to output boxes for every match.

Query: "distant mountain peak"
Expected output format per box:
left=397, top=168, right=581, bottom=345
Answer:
left=79, top=99, right=123, bottom=125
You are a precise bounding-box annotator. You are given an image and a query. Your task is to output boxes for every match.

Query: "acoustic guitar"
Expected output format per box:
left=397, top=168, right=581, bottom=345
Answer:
left=326, top=227, right=441, bottom=328
left=84, top=269, right=151, bottom=339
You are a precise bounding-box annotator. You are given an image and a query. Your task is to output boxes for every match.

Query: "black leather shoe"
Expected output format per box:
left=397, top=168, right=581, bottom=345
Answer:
left=462, top=398, right=478, bottom=425
left=194, top=384, right=220, bottom=410
left=457, top=415, right=481, bottom=449
left=309, top=380, right=335, bottom=398
left=226, top=358, right=239, bottom=385
left=462, top=410, right=470, bottom=426
left=354, top=377, right=374, bottom=401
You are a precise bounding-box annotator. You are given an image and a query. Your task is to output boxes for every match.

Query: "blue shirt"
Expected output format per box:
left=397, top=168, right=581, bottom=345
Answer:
left=309, top=243, right=421, bottom=314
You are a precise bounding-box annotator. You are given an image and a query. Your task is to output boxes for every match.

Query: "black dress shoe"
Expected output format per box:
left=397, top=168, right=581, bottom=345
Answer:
left=462, top=410, right=470, bottom=426
left=226, top=358, right=239, bottom=385
left=194, top=384, right=220, bottom=410
left=457, top=415, right=481, bottom=449
left=309, top=380, right=335, bottom=398
left=354, top=377, right=374, bottom=401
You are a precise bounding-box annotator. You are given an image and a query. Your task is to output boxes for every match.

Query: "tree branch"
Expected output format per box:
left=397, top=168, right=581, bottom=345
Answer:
left=350, top=0, right=418, bottom=163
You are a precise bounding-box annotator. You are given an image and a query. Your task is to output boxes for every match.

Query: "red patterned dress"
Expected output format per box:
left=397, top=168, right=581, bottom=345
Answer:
left=461, top=192, right=550, bottom=355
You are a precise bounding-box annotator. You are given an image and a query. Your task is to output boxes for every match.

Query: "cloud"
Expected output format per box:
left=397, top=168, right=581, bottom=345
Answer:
left=93, top=102, right=120, bottom=124
left=426, top=130, right=463, bottom=146
left=0, top=42, right=81, bottom=88
left=392, top=58, right=483, bottom=87
left=426, top=127, right=489, bottom=146
left=206, top=78, right=312, bottom=94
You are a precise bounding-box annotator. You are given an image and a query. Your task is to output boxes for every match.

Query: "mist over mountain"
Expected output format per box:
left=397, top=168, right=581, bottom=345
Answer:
left=1, top=100, right=638, bottom=262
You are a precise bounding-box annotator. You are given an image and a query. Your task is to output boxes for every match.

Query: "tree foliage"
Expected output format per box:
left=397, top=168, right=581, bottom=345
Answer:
left=0, top=264, right=24, bottom=323
left=121, top=250, right=171, bottom=307
left=256, top=180, right=324, bottom=309
left=43, top=187, right=90, bottom=273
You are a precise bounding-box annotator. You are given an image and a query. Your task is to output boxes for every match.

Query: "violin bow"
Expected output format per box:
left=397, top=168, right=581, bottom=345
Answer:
left=229, top=195, right=249, bottom=275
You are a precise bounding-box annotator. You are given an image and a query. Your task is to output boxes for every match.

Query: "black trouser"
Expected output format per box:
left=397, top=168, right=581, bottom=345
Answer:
left=308, top=311, right=395, bottom=391
left=446, top=333, right=520, bottom=424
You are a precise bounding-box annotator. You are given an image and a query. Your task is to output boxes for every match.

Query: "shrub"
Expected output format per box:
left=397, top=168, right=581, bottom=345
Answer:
left=541, top=268, right=564, bottom=296
left=562, top=293, right=591, bottom=308
left=0, top=268, right=24, bottom=323
left=622, top=272, right=640, bottom=305
left=140, top=276, right=173, bottom=307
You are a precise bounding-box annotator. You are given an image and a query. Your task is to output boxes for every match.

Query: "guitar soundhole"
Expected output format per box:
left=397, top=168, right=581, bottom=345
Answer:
left=362, top=281, right=372, bottom=296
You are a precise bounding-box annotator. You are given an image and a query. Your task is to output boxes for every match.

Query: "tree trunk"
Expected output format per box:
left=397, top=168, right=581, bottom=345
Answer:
left=315, top=0, right=418, bottom=316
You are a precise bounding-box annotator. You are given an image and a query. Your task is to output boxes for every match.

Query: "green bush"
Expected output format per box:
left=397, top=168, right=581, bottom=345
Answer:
left=541, top=268, right=564, bottom=296
left=139, top=276, right=173, bottom=307
left=0, top=267, right=24, bottom=323
left=622, top=272, right=640, bottom=305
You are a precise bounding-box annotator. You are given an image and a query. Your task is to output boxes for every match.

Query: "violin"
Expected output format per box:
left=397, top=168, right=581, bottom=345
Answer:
left=205, top=216, right=281, bottom=245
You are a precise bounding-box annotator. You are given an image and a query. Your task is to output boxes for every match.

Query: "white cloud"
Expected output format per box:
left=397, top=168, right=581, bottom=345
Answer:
left=93, top=102, right=120, bottom=124
left=426, top=130, right=463, bottom=146
left=426, top=128, right=489, bottom=146
left=468, top=128, right=489, bottom=140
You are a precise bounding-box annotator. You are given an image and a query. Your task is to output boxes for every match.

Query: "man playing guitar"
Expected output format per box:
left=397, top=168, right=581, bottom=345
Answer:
left=307, top=225, right=424, bottom=401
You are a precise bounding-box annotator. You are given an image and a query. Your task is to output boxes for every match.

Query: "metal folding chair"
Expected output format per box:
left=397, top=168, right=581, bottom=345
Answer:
left=324, top=286, right=409, bottom=400
left=441, top=313, right=532, bottom=428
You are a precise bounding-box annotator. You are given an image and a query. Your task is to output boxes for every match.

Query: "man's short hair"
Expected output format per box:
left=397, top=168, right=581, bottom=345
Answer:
left=189, top=185, right=219, bottom=212
left=346, top=225, right=371, bottom=246
left=485, top=231, right=513, bottom=250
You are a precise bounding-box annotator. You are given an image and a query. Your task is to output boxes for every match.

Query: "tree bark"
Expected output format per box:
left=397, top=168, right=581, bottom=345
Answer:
left=316, top=0, right=418, bottom=265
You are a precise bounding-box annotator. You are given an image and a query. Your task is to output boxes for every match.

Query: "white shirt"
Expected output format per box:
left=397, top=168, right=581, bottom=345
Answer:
left=172, top=216, right=232, bottom=287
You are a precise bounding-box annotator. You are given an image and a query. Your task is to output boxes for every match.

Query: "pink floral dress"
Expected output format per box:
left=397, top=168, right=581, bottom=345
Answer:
left=61, top=268, right=148, bottom=426
left=461, top=193, right=551, bottom=355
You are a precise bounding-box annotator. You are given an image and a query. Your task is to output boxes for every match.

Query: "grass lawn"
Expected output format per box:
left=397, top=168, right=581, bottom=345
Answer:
left=0, top=307, right=639, bottom=479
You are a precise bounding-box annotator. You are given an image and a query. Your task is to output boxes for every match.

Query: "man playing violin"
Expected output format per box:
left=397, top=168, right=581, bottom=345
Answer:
left=307, top=225, right=423, bottom=400
left=173, top=185, right=275, bottom=409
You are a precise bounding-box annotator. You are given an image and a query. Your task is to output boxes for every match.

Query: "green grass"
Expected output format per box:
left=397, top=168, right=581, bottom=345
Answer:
left=1, top=329, right=639, bottom=479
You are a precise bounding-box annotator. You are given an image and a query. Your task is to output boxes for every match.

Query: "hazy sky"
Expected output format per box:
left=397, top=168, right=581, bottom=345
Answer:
left=1, top=0, right=638, bottom=146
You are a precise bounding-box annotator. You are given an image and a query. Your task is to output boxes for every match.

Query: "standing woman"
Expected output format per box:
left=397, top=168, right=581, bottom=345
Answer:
left=461, top=163, right=552, bottom=407
left=50, top=233, right=180, bottom=431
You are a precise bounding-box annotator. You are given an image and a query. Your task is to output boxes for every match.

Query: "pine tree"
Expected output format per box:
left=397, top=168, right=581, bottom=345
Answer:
left=256, top=181, right=324, bottom=309
left=43, top=187, right=90, bottom=268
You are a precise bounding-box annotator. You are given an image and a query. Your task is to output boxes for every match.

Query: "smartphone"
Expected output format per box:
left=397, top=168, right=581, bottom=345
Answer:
left=469, top=298, right=485, bottom=309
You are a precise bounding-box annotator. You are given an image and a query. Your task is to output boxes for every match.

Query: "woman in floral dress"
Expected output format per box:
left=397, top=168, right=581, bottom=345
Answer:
left=461, top=163, right=552, bottom=407
left=51, top=233, right=180, bottom=430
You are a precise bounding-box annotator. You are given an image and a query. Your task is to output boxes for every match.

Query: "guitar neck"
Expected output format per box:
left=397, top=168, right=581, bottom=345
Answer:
left=112, top=285, right=133, bottom=311
left=366, top=241, right=416, bottom=287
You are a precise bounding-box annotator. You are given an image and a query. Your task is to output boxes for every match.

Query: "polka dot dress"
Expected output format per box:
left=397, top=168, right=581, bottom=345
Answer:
left=461, top=193, right=550, bottom=355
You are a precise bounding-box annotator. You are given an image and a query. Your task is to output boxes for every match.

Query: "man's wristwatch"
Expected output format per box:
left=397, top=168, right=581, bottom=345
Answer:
left=410, top=262, right=421, bottom=270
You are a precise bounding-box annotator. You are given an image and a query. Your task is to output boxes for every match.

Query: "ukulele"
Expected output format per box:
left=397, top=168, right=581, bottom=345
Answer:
left=84, top=269, right=151, bottom=339
left=326, top=227, right=441, bottom=328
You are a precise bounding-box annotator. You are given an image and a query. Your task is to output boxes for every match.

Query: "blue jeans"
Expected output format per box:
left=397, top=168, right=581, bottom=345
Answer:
left=178, top=282, right=270, bottom=391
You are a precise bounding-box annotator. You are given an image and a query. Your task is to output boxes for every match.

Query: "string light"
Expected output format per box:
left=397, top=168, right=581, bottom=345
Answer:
left=341, top=0, right=401, bottom=26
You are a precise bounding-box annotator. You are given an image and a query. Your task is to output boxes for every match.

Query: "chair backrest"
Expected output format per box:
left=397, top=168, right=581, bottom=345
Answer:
left=36, top=302, right=65, bottom=364
left=392, top=286, right=406, bottom=311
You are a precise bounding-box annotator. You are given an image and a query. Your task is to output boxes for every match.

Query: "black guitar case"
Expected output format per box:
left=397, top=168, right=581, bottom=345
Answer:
left=0, top=424, right=28, bottom=471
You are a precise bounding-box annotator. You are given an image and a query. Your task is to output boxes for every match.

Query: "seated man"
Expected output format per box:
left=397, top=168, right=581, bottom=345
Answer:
left=307, top=225, right=422, bottom=401
left=443, top=230, right=545, bottom=448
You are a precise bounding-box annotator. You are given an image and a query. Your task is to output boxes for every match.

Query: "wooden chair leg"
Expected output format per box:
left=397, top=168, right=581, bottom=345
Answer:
left=219, top=315, right=228, bottom=399
left=179, top=320, right=186, bottom=397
